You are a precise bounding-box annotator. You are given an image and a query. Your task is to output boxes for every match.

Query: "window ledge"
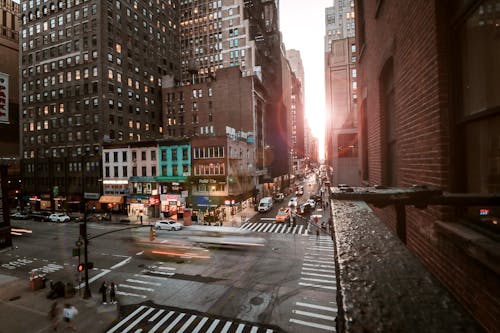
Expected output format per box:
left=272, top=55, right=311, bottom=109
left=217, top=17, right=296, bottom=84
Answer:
left=435, top=221, right=500, bottom=275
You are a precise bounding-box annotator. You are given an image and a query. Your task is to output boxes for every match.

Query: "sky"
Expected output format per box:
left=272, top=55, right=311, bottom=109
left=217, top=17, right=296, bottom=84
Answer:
left=279, top=0, right=331, bottom=159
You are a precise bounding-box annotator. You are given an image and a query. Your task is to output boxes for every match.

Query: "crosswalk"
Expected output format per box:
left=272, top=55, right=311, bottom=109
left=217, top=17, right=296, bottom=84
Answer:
left=289, top=301, right=337, bottom=332
left=116, top=264, right=177, bottom=300
left=106, top=304, right=283, bottom=333
left=240, top=222, right=309, bottom=235
left=288, top=235, right=337, bottom=332
left=0, top=256, right=64, bottom=273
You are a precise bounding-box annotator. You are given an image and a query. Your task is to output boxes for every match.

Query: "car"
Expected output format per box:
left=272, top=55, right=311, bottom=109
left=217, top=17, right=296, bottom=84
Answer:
left=10, top=212, right=30, bottom=220
left=288, top=197, right=298, bottom=207
left=275, top=208, right=291, bottom=223
left=298, top=203, right=313, bottom=215
left=310, top=194, right=323, bottom=204
left=155, top=219, right=183, bottom=231
left=49, top=213, right=71, bottom=223
left=306, top=199, right=316, bottom=209
left=31, top=211, right=52, bottom=222
left=296, top=186, right=304, bottom=196
left=273, top=193, right=285, bottom=202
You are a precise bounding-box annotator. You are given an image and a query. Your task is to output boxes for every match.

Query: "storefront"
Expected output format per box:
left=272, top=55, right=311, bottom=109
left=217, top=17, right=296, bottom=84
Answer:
left=160, top=194, right=186, bottom=218
left=99, top=195, right=125, bottom=213
left=127, top=194, right=161, bottom=219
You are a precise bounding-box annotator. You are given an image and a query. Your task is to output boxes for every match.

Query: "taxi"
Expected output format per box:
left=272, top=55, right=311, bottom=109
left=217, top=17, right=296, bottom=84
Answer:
left=275, top=207, right=291, bottom=223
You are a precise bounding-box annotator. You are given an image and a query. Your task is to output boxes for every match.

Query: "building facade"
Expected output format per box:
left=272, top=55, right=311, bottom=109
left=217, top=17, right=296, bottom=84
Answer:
left=324, top=0, right=355, bottom=52
left=355, top=0, right=499, bottom=331
left=19, top=0, right=180, bottom=208
left=325, top=37, right=360, bottom=185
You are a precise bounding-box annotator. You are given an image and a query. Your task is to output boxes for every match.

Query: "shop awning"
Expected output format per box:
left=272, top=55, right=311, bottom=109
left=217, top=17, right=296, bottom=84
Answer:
left=99, top=195, right=124, bottom=204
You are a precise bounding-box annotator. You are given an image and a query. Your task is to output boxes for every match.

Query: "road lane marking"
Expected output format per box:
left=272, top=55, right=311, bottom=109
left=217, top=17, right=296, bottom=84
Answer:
left=122, top=307, right=155, bottom=333
left=149, top=311, right=175, bottom=333
left=110, top=256, right=132, bottom=269
left=289, top=318, right=335, bottom=331
left=106, top=305, right=147, bottom=333
left=205, top=319, right=220, bottom=333
left=162, top=313, right=185, bottom=333
left=299, top=282, right=337, bottom=290
left=116, top=291, right=147, bottom=298
left=301, top=277, right=336, bottom=283
left=235, top=323, right=245, bottom=333
left=304, top=258, right=334, bottom=264
left=302, top=267, right=335, bottom=273
left=191, top=317, right=209, bottom=333
left=220, top=321, right=232, bottom=333
left=292, top=309, right=336, bottom=321
left=262, top=224, right=273, bottom=232
left=148, top=309, right=165, bottom=322
left=177, top=314, right=197, bottom=333
left=296, top=302, right=338, bottom=312
left=119, top=284, right=154, bottom=292
left=126, top=279, right=161, bottom=286
left=77, top=269, right=111, bottom=289
left=303, top=263, right=335, bottom=269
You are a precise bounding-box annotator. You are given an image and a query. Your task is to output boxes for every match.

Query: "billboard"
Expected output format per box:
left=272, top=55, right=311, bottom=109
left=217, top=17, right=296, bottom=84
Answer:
left=0, top=73, right=8, bottom=124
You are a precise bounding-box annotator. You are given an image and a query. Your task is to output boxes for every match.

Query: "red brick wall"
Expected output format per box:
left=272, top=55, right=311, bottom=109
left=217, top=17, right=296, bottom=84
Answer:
left=357, top=1, right=499, bottom=331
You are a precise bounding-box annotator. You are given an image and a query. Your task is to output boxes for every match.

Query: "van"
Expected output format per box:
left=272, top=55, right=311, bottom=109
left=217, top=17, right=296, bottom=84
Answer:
left=258, top=197, right=273, bottom=213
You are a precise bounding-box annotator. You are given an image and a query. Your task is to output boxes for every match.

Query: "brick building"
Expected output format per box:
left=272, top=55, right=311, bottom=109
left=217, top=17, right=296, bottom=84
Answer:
left=355, top=0, right=499, bottom=331
left=18, top=0, right=180, bottom=208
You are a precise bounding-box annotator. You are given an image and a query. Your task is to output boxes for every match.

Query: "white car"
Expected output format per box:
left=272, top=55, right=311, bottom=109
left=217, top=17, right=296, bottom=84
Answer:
left=288, top=197, right=298, bottom=207
left=155, top=219, right=183, bottom=231
left=306, top=199, right=316, bottom=209
left=49, top=213, right=71, bottom=222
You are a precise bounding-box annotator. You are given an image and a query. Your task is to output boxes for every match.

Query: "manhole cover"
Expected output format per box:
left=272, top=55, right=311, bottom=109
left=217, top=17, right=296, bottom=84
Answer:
left=250, top=296, right=263, bottom=305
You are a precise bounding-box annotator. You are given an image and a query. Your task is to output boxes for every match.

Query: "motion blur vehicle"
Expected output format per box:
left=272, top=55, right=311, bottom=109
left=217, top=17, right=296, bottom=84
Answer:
left=298, top=202, right=313, bottom=215
left=155, top=219, right=183, bottom=231
left=288, top=197, right=298, bottom=207
left=31, top=211, right=52, bottom=222
left=296, top=186, right=304, bottom=196
left=275, top=207, right=291, bottom=223
left=49, top=213, right=71, bottom=222
left=10, top=212, right=30, bottom=220
left=306, top=199, right=316, bottom=209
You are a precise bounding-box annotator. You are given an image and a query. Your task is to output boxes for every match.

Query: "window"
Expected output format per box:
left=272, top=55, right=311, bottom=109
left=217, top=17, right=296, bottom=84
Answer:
left=456, top=1, right=500, bottom=233
left=379, top=58, right=396, bottom=186
left=142, top=166, right=147, bottom=176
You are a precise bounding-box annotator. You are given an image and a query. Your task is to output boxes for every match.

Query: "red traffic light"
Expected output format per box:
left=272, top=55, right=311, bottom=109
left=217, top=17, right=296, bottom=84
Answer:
left=77, top=263, right=85, bottom=272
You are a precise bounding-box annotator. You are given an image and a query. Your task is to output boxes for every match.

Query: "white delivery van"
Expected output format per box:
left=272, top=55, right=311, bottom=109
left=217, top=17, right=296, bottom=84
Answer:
left=258, top=197, right=273, bottom=213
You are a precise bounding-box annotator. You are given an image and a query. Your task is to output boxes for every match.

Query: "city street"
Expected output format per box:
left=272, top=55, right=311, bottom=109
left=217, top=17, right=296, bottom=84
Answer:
left=1, top=176, right=337, bottom=333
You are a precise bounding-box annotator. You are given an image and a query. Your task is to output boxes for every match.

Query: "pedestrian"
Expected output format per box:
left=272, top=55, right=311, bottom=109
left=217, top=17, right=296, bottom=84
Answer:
left=109, top=281, right=117, bottom=304
left=99, top=281, right=108, bottom=304
left=62, top=303, right=78, bottom=331
left=316, top=227, right=320, bottom=240
left=48, top=301, right=59, bottom=331
left=140, top=215, right=143, bottom=225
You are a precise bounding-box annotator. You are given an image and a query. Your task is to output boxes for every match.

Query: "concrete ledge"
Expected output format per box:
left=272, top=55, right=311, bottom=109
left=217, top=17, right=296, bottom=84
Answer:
left=331, top=200, right=484, bottom=333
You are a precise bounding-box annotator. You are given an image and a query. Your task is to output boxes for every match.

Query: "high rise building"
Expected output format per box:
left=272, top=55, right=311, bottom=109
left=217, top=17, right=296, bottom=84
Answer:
left=177, top=0, right=288, bottom=192
left=324, top=0, right=355, bottom=52
left=19, top=0, right=180, bottom=209
left=324, top=0, right=359, bottom=185
left=286, top=48, right=305, bottom=94
left=0, top=0, right=20, bottom=158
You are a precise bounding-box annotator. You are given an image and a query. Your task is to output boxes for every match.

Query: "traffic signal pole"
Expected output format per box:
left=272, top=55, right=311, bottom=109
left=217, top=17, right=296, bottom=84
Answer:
left=82, top=204, right=91, bottom=299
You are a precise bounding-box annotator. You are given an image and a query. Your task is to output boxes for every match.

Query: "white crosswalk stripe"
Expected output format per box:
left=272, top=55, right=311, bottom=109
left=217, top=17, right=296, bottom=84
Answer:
left=240, top=222, right=309, bottom=235
left=289, top=301, right=337, bottom=332
left=106, top=305, right=279, bottom=333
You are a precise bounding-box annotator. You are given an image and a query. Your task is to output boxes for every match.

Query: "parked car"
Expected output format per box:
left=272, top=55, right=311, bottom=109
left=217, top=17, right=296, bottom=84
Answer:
left=49, top=213, right=71, bottom=223
left=10, top=212, right=30, bottom=220
left=155, top=219, right=183, bottom=231
left=31, top=211, right=52, bottom=222
left=275, top=208, right=291, bottom=223
left=288, top=197, right=298, bottom=207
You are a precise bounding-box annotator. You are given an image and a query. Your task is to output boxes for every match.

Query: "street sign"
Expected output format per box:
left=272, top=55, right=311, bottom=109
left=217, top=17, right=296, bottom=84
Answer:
left=84, top=192, right=100, bottom=200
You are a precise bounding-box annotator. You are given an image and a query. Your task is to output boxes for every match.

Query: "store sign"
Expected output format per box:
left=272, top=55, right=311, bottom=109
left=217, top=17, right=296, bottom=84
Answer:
left=0, top=73, right=8, bottom=124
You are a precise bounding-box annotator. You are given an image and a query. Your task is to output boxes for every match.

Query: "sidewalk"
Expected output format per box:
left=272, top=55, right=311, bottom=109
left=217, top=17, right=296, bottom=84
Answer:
left=0, top=270, right=118, bottom=332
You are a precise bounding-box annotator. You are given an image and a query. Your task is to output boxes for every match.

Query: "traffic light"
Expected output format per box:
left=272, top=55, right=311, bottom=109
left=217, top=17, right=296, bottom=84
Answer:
left=149, top=227, right=156, bottom=241
left=77, top=262, right=94, bottom=272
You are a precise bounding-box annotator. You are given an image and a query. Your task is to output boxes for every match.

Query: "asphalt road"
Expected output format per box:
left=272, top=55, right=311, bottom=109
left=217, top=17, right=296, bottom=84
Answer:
left=2, top=175, right=337, bottom=332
